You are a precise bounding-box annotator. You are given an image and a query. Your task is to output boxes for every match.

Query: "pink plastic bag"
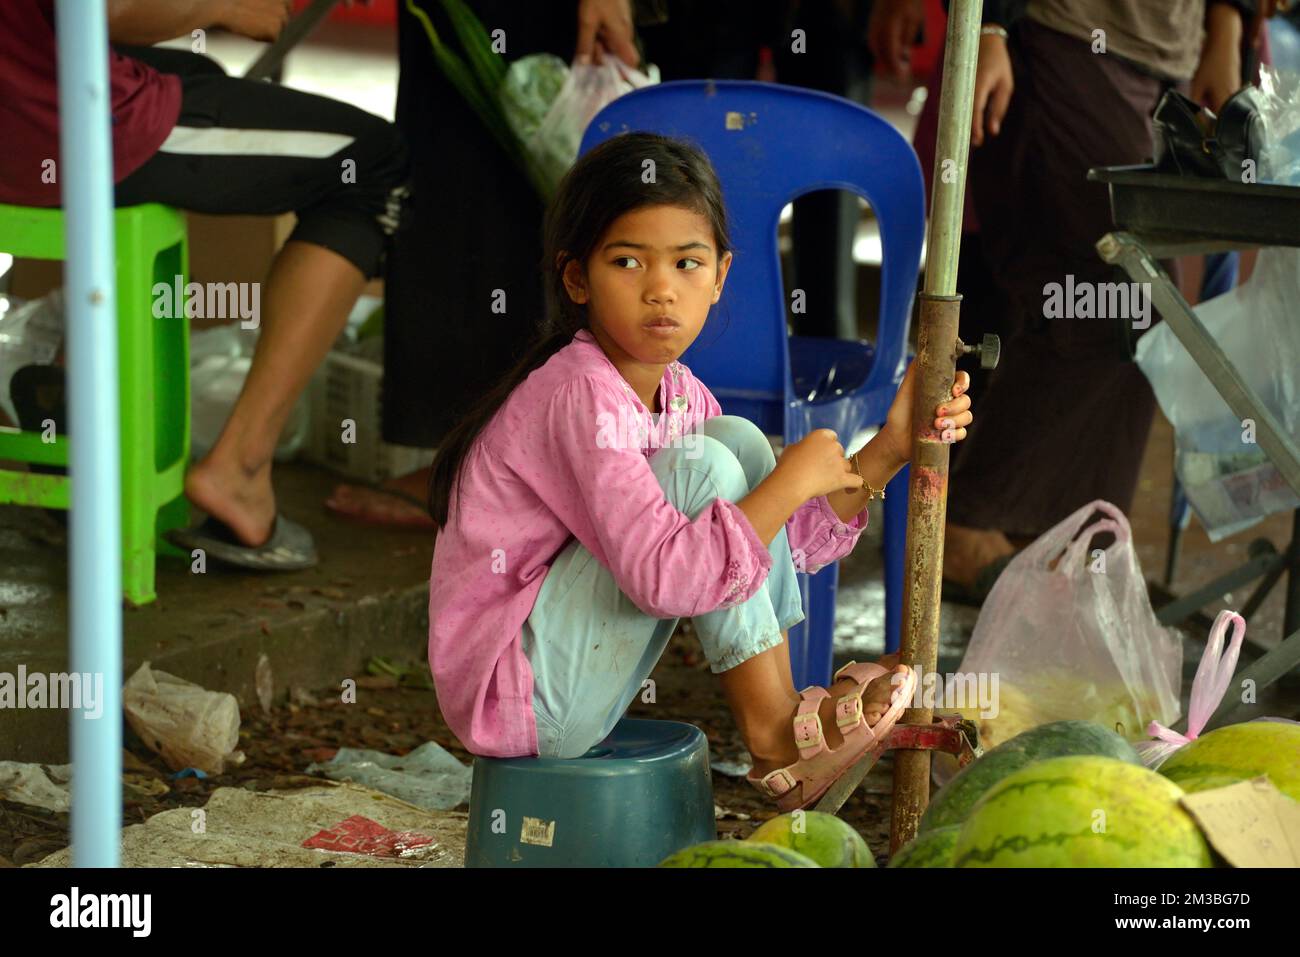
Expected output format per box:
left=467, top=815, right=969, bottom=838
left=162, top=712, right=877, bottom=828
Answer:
left=1137, top=610, right=1300, bottom=768
left=933, top=500, right=1182, bottom=784
left=1136, top=610, right=1245, bottom=769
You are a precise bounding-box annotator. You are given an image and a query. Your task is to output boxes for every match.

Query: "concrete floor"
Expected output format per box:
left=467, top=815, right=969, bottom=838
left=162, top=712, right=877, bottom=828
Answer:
left=0, top=464, right=435, bottom=762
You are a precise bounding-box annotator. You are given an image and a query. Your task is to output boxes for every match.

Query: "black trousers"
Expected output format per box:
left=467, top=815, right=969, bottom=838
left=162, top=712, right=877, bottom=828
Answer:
left=382, top=0, right=574, bottom=447
left=115, top=45, right=409, bottom=279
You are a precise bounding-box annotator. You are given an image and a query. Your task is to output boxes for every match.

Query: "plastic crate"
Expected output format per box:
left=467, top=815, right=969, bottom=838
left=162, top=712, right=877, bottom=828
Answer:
left=305, top=346, right=435, bottom=485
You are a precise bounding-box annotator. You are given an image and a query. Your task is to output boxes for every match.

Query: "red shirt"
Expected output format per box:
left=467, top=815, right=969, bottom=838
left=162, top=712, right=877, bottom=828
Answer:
left=0, top=0, right=181, bottom=206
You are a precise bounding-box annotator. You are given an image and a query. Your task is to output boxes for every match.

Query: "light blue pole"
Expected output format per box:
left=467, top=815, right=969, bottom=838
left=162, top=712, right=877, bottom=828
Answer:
left=56, top=0, right=122, bottom=868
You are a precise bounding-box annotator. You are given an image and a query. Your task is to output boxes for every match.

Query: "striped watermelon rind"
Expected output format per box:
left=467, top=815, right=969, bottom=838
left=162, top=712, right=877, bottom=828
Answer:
left=953, top=755, right=1213, bottom=868
left=747, top=811, right=875, bottom=868
left=658, top=840, right=821, bottom=867
left=920, top=720, right=1142, bottom=834
left=889, top=825, right=961, bottom=868
left=1158, top=722, right=1300, bottom=802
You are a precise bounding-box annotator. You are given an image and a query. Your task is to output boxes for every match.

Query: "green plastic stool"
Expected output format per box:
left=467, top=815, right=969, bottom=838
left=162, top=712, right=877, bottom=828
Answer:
left=464, top=718, right=717, bottom=867
left=0, top=202, right=190, bottom=605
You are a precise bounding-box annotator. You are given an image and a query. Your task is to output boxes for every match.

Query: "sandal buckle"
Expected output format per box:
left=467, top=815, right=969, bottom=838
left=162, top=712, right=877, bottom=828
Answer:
left=836, top=695, right=863, bottom=732
left=792, top=711, right=823, bottom=752
left=758, top=768, right=796, bottom=797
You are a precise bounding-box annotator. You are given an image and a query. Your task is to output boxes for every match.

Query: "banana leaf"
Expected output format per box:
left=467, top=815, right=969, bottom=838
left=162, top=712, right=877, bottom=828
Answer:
left=440, top=0, right=507, bottom=94
left=404, top=0, right=551, bottom=199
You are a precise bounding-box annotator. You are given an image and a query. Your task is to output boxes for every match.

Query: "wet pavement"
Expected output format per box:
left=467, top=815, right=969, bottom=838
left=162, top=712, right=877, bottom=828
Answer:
left=0, top=464, right=435, bottom=762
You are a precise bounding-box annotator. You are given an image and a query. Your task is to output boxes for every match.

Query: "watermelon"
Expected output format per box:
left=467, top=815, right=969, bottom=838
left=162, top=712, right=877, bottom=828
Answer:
left=658, top=840, right=820, bottom=868
left=953, top=756, right=1213, bottom=868
left=1158, top=721, right=1300, bottom=802
left=889, top=825, right=960, bottom=868
left=920, top=720, right=1142, bottom=834
left=747, top=811, right=875, bottom=868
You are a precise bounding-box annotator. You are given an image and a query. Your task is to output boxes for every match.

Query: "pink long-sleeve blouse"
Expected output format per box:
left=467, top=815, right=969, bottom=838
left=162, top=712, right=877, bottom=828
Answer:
left=428, top=328, right=870, bottom=756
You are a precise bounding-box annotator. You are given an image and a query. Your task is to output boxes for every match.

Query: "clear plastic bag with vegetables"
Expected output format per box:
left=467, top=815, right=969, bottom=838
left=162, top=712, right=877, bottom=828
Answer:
left=502, top=53, right=660, bottom=194
left=933, top=500, right=1182, bottom=785
left=407, top=0, right=658, bottom=201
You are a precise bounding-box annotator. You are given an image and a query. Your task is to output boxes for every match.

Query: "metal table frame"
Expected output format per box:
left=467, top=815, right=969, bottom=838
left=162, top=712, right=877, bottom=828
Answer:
left=1095, top=229, right=1300, bottom=727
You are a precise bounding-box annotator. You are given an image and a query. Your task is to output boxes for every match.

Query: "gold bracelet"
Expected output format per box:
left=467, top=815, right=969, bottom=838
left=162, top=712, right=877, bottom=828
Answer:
left=851, top=451, right=886, bottom=501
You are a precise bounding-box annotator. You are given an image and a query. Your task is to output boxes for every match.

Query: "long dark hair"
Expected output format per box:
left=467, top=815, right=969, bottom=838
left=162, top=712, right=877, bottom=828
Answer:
left=427, top=132, right=732, bottom=526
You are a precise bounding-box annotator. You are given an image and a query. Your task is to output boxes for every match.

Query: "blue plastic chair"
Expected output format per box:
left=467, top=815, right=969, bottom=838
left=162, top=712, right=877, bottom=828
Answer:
left=580, top=81, right=925, bottom=686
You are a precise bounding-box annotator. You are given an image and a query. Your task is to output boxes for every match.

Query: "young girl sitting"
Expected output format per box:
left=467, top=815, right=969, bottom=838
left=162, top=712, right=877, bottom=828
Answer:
left=427, top=132, right=974, bottom=811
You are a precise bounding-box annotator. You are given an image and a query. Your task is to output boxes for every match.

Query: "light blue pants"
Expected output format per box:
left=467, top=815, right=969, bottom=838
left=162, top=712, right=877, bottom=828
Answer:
left=522, top=414, right=806, bottom=758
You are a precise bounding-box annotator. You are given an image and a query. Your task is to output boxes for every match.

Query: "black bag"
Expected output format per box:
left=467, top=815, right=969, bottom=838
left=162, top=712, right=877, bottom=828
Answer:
left=1153, top=86, right=1266, bottom=181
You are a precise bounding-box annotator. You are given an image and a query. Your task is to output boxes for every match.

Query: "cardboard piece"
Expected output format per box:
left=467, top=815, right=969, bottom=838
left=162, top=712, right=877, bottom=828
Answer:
left=1180, top=776, right=1300, bottom=868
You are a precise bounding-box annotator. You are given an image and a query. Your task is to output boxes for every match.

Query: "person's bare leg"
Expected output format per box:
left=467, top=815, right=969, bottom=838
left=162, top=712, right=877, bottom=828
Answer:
left=719, top=631, right=906, bottom=778
left=774, top=626, right=795, bottom=693
left=943, top=523, right=1017, bottom=588
left=186, top=240, right=366, bottom=546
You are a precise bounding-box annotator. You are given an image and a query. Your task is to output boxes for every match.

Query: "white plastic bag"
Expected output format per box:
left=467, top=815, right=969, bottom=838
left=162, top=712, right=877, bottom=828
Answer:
left=123, top=662, right=243, bottom=775
left=933, top=500, right=1182, bottom=784
left=0, top=761, right=72, bottom=812
left=0, top=289, right=63, bottom=425
left=190, top=324, right=310, bottom=462
left=506, top=54, right=659, bottom=194
left=1257, top=64, right=1300, bottom=185
left=1135, top=247, right=1300, bottom=540
left=305, top=741, right=472, bottom=811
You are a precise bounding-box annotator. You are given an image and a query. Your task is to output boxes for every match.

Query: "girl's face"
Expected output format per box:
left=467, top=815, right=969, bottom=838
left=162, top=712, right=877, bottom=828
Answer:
left=562, top=204, right=732, bottom=368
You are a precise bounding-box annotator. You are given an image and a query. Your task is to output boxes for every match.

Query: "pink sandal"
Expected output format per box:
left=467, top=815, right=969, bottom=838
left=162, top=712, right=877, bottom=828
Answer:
left=745, top=661, right=918, bottom=812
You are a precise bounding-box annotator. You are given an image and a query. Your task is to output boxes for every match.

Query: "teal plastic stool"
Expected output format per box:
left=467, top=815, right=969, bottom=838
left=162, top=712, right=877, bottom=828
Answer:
left=465, top=719, right=717, bottom=867
left=0, top=202, right=190, bottom=605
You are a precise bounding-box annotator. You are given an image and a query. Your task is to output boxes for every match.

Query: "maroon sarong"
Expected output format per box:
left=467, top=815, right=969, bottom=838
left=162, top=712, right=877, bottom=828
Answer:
left=949, top=18, right=1183, bottom=536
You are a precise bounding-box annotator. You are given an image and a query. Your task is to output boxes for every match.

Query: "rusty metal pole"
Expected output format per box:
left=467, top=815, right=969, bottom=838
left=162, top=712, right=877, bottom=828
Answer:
left=889, top=0, right=985, bottom=854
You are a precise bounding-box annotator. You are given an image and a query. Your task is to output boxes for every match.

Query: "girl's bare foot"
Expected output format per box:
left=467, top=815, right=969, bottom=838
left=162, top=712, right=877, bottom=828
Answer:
left=943, top=523, right=1016, bottom=588
left=748, top=662, right=910, bottom=777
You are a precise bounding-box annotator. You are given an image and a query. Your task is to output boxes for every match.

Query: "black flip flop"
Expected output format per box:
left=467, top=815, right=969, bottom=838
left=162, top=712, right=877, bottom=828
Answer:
left=12, top=363, right=319, bottom=571
left=166, top=513, right=318, bottom=571
left=941, top=553, right=1015, bottom=608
